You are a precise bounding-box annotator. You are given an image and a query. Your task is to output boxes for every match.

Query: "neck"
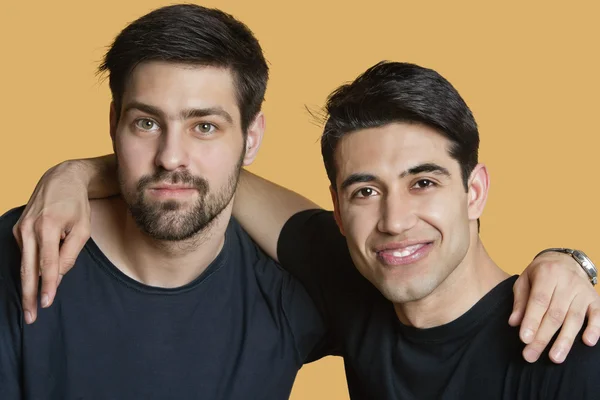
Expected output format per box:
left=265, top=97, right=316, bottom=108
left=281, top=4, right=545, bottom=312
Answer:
left=91, top=197, right=232, bottom=288
left=394, top=237, right=509, bottom=329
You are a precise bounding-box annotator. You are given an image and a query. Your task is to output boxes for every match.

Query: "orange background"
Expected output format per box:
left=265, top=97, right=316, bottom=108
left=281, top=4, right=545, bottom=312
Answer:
left=1, top=1, right=598, bottom=398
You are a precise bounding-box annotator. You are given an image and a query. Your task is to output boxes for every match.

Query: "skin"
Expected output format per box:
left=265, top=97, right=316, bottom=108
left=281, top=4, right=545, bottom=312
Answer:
left=331, top=122, right=508, bottom=328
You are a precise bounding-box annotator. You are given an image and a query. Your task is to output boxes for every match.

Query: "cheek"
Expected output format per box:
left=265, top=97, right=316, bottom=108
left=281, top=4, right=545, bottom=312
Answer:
left=188, top=138, right=243, bottom=182
left=341, top=202, right=379, bottom=253
left=417, top=190, right=469, bottom=236
left=115, top=135, right=157, bottom=184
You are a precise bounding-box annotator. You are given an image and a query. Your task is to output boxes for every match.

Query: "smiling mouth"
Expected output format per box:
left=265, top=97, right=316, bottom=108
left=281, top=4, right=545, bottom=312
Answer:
left=375, top=242, right=434, bottom=266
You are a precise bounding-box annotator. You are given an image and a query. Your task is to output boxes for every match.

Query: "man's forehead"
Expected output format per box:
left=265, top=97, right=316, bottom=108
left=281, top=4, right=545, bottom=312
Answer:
left=121, top=61, right=240, bottom=119
left=335, top=123, right=454, bottom=171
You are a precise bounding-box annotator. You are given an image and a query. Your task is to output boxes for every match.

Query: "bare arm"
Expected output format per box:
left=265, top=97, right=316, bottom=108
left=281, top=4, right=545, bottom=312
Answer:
left=79, top=154, right=119, bottom=199
left=233, top=169, right=321, bottom=262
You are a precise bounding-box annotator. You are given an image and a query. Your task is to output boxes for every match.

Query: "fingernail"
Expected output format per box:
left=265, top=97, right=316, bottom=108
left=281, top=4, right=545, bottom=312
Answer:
left=587, top=334, right=599, bottom=346
left=508, top=312, right=519, bottom=325
left=41, top=294, right=49, bottom=308
left=552, top=348, right=566, bottom=363
left=522, top=329, right=534, bottom=343
left=25, top=311, right=33, bottom=324
left=523, top=348, right=539, bottom=363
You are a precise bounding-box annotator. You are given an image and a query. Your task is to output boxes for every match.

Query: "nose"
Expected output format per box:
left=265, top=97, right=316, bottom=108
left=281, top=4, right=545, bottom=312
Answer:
left=154, top=127, right=190, bottom=171
left=376, top=194, right=418, bottom=235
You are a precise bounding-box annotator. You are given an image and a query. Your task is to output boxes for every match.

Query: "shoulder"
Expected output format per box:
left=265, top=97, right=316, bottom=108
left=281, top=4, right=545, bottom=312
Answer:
left=227, top=217, right=330, bottom=362
left=279, top=209, right=372, bottom=290
left=513, top=330, right=600, bottom=399
left=543, top=334, right=600, bottom=391
left=279, top=209, right=339, bottom=245
left=0, top=207, right=24, bottom=332
left=226, top=217, right=298, bottom=285
left=0, top=206, right=25, bottom=290
left=227, top=217, right=275, bottom=264
left=278, top=208, right=349, bottom=270
left=0, top=206, right=25, bottom=236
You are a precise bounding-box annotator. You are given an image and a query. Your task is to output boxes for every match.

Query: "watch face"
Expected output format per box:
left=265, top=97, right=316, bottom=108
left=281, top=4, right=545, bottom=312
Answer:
left=573, top=250, right=597, bottom=275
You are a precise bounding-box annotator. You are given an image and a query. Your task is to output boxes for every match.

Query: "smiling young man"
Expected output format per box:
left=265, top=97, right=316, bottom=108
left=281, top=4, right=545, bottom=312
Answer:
left=263, top=62, right=600, bottom=398
left=0, top=5, right=327, bottom=399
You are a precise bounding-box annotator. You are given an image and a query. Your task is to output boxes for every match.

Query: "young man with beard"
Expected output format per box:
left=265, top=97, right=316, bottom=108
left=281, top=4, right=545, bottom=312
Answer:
left=0, top=4, right=328, bottom=399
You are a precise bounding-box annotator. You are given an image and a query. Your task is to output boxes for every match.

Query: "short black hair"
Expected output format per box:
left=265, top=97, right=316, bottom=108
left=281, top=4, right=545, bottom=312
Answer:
left=99, top=4, right=269, bottom=133
left=321, top=61, right=479, bottom=191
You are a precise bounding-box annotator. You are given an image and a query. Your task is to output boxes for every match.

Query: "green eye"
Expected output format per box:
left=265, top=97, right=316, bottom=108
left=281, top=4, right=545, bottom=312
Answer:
left=135, top=119, right=158, bottom=131
left=196, top=123, right=216, bottom=135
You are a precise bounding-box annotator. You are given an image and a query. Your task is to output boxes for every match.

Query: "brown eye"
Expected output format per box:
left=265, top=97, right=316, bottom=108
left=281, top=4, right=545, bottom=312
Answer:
left=413, top=179, right=435, bottom=189
left=354, top=187, right=378, bottom=198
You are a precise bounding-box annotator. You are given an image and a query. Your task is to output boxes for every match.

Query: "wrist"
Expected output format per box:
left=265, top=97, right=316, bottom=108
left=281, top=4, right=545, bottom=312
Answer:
left=535, top=248, right=597, bottom=285
left=51, top=159, right=93, bottom=189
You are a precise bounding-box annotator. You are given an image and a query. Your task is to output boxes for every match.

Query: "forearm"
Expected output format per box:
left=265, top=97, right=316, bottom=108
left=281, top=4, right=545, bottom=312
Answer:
left=234, top=170, right=321, bottom=261
left=60, top=154, right=118, bottom=199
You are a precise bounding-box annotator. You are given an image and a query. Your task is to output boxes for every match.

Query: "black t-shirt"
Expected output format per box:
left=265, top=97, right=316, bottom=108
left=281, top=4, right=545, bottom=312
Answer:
left=0, top=206, right=327, bottom=400
left=278, top=209, right=600, bottom=400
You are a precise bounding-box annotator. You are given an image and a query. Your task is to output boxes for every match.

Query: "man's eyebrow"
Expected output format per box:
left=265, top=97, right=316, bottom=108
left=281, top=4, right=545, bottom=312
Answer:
left=340, top=173, right=377, bottom=191
left=399, top=163, right=451, bottom=178
left=121, top=102, right=233, bottom=124
left=180, top=107, right=233, bottom=124
left=122, top=102, right=165, bottom=119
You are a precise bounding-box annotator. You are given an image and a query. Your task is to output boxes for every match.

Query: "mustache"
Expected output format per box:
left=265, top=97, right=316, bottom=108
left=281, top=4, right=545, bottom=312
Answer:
left=136, top=169, right=209, bottom=193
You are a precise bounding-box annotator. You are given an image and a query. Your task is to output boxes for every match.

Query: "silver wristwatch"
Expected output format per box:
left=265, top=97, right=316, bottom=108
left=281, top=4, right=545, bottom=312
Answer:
left=535, top=248, right=597, bottom=286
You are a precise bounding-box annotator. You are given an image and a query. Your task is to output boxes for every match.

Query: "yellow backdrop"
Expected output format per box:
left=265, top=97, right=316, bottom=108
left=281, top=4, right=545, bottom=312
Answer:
left=1, top=1, right=598, bottom=399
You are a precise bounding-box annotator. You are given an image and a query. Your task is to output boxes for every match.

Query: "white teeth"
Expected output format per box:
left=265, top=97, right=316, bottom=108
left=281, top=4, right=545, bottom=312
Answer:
left=390, top=244, right=424, bottom=258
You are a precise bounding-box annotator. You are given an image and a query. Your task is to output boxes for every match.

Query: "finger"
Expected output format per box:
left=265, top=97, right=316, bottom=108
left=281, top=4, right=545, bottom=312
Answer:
left=36, top=221, right=62, bottom=309
left=519, top=275, right=557, bottom=345
left=582, top=301, right=600, bottom=346
left=522, top=289, right=571, bottom=363
left=12, top=221, right=24, bottom=251
left=547, top=294, right=587, bottom=363
left=56, top=224, right=90, bottom=276
left=20, top=228, right=40, bottom=324
left=510, top=273, right=531, bottom=327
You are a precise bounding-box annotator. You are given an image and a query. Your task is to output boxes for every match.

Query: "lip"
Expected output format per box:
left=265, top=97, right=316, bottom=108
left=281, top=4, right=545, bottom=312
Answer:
left=374, top=241, right=434, bottom=266
left=373, top=240, right=432, bottom=253
left=147, top=186, right=198, bottom=198
left=149, top=184, right=196, bottom=190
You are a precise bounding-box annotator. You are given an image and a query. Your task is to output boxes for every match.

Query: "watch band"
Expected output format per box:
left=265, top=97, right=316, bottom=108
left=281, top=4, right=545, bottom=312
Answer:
left=534, top=248, right=598, bottom=286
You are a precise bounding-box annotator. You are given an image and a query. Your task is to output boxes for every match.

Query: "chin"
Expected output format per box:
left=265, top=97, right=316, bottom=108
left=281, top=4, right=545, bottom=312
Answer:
left=377, top=277, right=437, bottom=304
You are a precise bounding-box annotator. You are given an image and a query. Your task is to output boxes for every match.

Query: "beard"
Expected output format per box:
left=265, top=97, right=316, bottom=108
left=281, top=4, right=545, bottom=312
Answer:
left=119, top=156, right=243, bottom=242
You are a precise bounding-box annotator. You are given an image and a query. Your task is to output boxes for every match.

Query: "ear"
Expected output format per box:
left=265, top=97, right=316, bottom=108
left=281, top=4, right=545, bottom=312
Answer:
left=467, top=163, right=490, bottom=221
left=242, top=112, right=265, bottom=166
left=329, top=186, right=346, bottom=237
left=109, top=102, right=118, bottom=153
